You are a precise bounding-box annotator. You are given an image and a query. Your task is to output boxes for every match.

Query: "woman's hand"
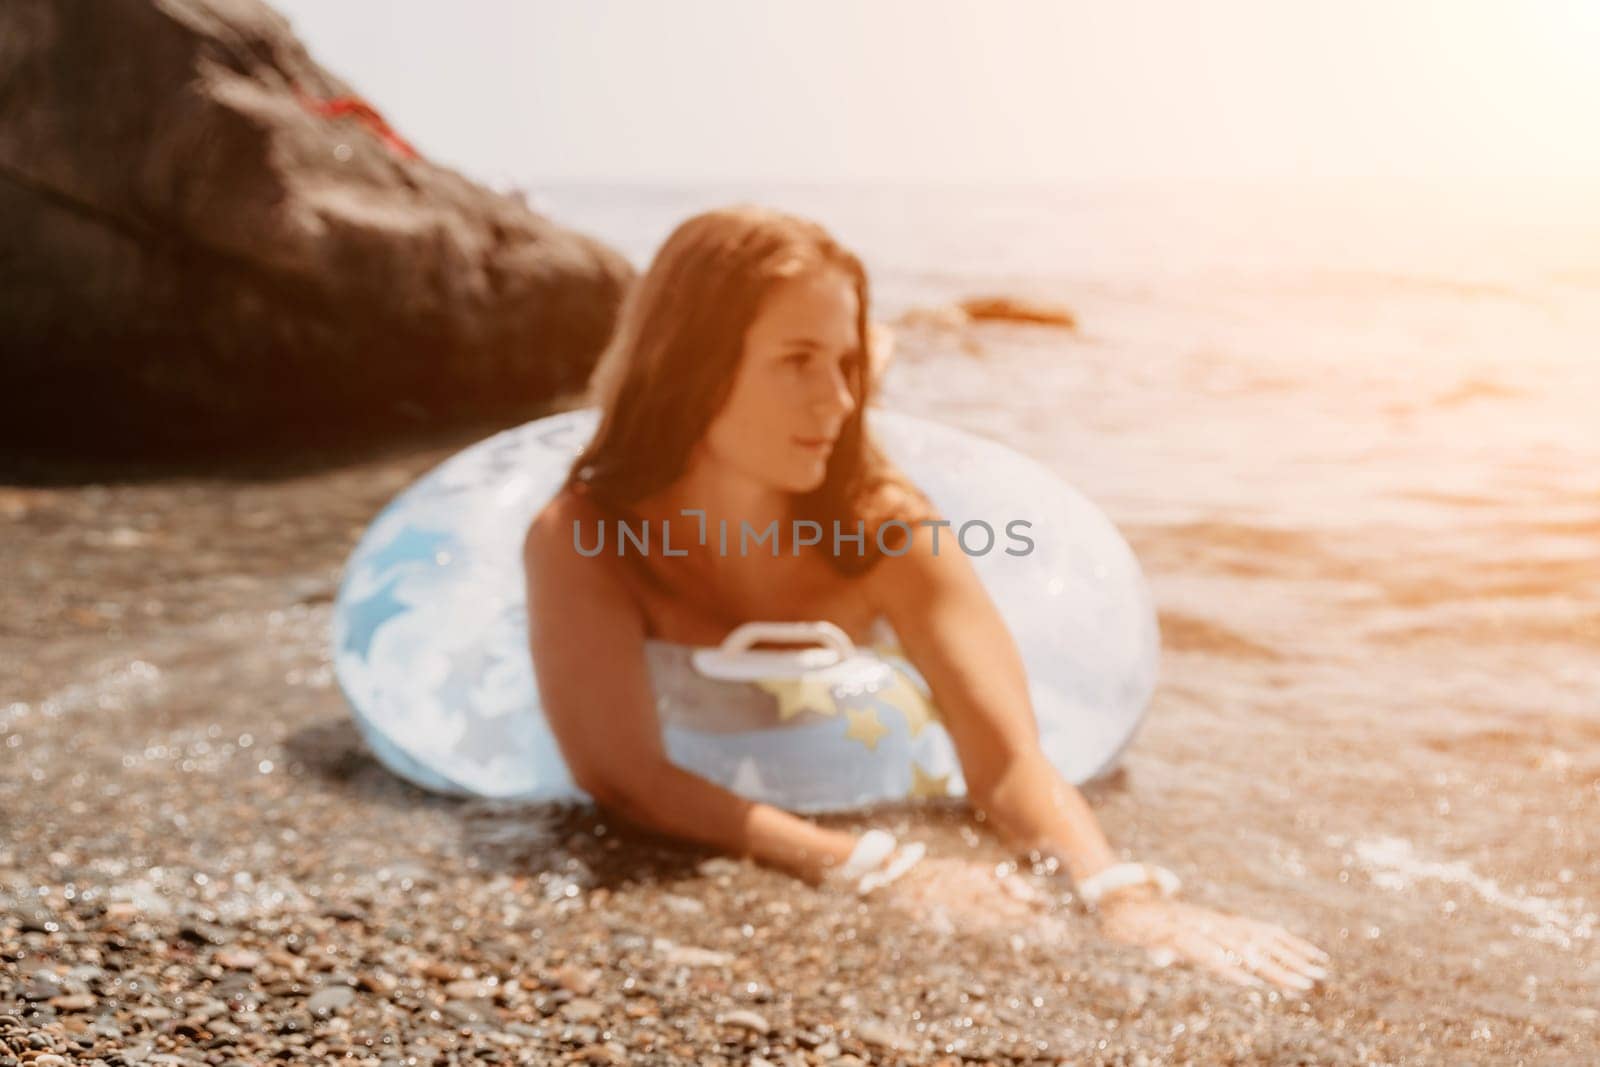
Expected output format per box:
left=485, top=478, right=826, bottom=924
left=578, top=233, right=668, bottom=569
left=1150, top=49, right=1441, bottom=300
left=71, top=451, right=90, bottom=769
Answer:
left=1095, top=887, right=1331, bottom=993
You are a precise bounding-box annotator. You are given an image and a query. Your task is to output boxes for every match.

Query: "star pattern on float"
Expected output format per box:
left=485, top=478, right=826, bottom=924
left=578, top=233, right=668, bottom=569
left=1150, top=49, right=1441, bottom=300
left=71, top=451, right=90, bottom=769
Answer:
left=871, top=668, right=939, bottom=738
left=843, top=706, right=890, bottom=751
left=753, top=676, right=841, bottom=721
left=434, top=647, right=526, bottom=770
left=340, top=578, right=409, bottom=660
left=364, top=526, right=452, bottom=576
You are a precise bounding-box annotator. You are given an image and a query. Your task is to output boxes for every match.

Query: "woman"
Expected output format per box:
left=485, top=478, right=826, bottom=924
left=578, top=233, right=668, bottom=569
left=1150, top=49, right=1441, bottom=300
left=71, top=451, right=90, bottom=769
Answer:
left=524, top=205, right=1329, bottom=993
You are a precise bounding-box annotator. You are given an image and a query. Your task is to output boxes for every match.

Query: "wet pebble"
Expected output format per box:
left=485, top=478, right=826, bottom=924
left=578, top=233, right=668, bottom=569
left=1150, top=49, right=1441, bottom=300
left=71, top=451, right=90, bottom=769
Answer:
left=653, top=937, right=735, bottom=967
left=21, top=977, right=62, bottom=1002
left=306, top=985, right=355, bottom=1017
left=6, top=448, right=1594, bottom=1067
left=559, top=997, right=604, bottom=1023
left=45, top=993, right=94, bottom=1012
left=716, top=1008, right=771, bottom=1035
left=851, top=1018, right=907, bottom=1050
left=214, top=948, right=260, bottom=971
left=553, top=964, right=599, bottom=995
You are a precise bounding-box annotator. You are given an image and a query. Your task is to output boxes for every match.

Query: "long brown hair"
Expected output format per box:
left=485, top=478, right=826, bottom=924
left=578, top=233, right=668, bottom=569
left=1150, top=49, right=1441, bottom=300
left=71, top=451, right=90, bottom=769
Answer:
left=565, top=204, right=929, bottom=580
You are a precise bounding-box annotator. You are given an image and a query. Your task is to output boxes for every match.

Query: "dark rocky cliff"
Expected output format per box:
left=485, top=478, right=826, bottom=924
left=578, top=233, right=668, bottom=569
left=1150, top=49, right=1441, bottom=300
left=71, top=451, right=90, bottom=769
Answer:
left=0, top=0, right=633, bottom=466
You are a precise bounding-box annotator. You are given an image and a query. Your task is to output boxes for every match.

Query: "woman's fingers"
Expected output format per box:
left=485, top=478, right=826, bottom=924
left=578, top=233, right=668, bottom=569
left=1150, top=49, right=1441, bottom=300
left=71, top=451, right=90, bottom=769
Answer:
left=1260, top=929, right=1330, bottom=982
left=1272, top=926, right=1331, bottom=967
left=1235, top=919, right=1331, bottom=979
left=1168, top=929, right=1266, bottom=989
left=1218, top=920, right=1325, bottom=990
left=1177, top=925, right=1323, bottom=994
left=1232, top=936, right=1318, bottom=992
left=1102, top=900, right=1331, bottom=994
left=1202, top=957, right=1267, bottom=989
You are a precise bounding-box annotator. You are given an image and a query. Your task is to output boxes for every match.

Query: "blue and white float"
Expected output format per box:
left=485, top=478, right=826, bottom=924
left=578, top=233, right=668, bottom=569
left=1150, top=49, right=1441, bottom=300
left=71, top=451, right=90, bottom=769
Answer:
left=331, top=408, right=1160, bottom=813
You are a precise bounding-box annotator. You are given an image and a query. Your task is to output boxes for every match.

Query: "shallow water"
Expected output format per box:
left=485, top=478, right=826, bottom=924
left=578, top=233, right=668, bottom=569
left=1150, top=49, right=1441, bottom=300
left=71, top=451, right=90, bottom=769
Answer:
left=4, top=178, right=1598, bottom=1063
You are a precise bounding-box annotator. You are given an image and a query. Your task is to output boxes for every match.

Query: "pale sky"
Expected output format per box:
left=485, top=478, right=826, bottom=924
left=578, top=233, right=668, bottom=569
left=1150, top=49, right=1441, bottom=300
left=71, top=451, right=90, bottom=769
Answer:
left=271, top=0, right=1600, bottom=184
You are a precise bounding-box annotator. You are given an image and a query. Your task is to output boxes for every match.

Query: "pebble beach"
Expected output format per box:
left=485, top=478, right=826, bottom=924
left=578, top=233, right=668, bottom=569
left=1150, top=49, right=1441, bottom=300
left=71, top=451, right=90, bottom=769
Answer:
left=4, top=179, right=1598, bottom=1065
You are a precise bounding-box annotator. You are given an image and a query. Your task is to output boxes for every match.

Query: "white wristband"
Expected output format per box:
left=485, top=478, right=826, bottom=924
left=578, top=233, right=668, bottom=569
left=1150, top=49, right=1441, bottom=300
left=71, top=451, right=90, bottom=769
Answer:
left=827, top=830, right=927, bottom=895
left=857, top=841, right=926, bottom=895
left=837, top=829, right=898, bottom=882
left=1075, top=862, right=1182, bottom=909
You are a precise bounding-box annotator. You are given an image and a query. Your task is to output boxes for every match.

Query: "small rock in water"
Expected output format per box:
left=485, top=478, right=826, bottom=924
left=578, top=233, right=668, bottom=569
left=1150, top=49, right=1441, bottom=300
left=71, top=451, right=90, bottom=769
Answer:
left=215, top=948, right=261, bottom=970
left=442, top=999, right=491, bottom=1025
left=653, top=937, right=734, bottom=967
left=853, top=1018, right=908, bottom=1049
left=697, top=857, right=743, bottom=878
left=559, top=997, right=604, bottom=1023
left=444, top=978, right=491, bottom=1000
left=419, top=960, right=461, bottom=981
left=306, top=985, right=355, bottom=1017
left=554, top=964, right=599, bottom=995
left=357, top=970, right=397, bottom=994
left=47, top=993, right=95, bottom=1012
left=661, top=893, right=707, bottom=915
left=179, top=920, right=231, bottom=945
left=23, top=976, right=63, bottom=1001
left=958, top=295, right=1077, bottom=328
left=716, top=1008, right=772, bottom=1035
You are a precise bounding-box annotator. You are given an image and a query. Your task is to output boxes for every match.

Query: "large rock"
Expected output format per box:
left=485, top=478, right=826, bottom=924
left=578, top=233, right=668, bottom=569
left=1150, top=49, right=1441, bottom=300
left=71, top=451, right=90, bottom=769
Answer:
left=0, top=0, right=634, bottom=464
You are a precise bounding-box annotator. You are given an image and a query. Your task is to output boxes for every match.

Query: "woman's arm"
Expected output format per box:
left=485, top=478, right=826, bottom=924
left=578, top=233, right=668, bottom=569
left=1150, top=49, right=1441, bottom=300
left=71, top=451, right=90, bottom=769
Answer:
left=862, top=518, right=1120, bottom=884
left=865, top=516, right=1329, bottom=991
left=523, top=496, right=860, bottom=886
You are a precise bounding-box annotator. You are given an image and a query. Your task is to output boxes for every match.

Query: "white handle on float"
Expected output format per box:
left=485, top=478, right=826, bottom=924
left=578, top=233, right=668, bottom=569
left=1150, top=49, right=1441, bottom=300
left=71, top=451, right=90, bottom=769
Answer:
left=720, top=620, right=856, bottom=659
left=690, top=620, right=858, bottom=682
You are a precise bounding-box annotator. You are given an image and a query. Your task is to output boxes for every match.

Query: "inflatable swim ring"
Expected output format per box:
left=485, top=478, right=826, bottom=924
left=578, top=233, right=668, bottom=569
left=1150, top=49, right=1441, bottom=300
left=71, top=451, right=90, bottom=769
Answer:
left=332, top=407, right=1160, bottom=814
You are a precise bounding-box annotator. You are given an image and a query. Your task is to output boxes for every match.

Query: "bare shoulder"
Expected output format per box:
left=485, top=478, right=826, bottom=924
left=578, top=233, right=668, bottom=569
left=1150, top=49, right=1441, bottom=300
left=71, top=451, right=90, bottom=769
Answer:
left=525, top=486, right=608, bottom=565
left=860, top=510, right=984, bottom=615
left=526, top=485, right=594, bottom=552
left=524, top=487, right=634, bottom=610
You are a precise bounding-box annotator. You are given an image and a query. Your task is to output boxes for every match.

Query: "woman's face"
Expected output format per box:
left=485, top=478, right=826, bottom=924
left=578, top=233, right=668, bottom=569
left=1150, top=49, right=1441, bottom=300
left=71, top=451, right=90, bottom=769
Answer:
left=698, top=267, right=862, bottom=495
